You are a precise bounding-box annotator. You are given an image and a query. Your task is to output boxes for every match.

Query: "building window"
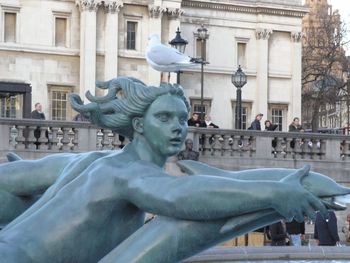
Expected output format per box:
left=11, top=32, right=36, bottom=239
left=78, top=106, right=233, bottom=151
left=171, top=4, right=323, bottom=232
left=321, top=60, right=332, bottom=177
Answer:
left=55, top=17, right=67, bottom=47
left=0, top=95, right=19, bottom=118
left=4, top=12, right=16, bottom=42
left=271, top=108, right=283, bottom=131
left=232, top=101, right=252, bottom=130
left=237, top=42, right=246, bottom=68
left=196, top=39, right=206, bottom=61
left=126, top=21, right=137, bottom=50
left=190, top=98, right=212, bottom=117
left=234, top=107, right=248, bottom=129
left=51, top=90, right=68, bottom=120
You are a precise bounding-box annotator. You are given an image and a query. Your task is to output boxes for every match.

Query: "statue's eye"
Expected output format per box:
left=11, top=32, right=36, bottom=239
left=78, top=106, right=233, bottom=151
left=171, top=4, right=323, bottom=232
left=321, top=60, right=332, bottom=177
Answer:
left=158, top=113, right=170, bottom=122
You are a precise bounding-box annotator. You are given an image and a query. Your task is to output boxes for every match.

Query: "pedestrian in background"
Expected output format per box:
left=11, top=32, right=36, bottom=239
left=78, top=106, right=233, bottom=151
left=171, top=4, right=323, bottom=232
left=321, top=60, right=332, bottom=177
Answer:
left=188, top=113, right=203, bottom=127
left=289, top=117, right=303, bottom=149
left=264, top=120, right=278, bottom=131
left=30, top=102, right=46, bottom=148
left=269, top=221, right=288, bottom=246
left=248, top=113, right=263, bottom=131
left=314, top=211, right=340, bottom=246
left=30, top=102, right=45, bottom=120
left=286, top=219, right=305, bottom=246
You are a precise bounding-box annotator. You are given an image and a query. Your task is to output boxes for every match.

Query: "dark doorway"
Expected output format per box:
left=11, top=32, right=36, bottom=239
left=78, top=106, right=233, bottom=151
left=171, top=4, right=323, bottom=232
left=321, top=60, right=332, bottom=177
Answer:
left=0, top=82, right=32, bottom=118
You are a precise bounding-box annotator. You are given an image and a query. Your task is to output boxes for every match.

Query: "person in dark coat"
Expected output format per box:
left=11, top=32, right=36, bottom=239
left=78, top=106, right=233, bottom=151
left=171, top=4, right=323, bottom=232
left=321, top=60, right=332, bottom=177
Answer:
left=289, top=117, right=303, bottom=149
left=264, top=120, right=278, bottom=131
left=314, top=211, right=340, bottom=246
left=30, top=102, right=46, bottom=148
left=270, top=221, right=288, bottom=246
left=188, top=113, right=203, bottom=127
left=286, top=220, right=305, bottom=246
left=288, top=117, right=303, bottom=132
left=30, top=102, right=45, bottom=120
left=248, top=113, right=263, bottom=131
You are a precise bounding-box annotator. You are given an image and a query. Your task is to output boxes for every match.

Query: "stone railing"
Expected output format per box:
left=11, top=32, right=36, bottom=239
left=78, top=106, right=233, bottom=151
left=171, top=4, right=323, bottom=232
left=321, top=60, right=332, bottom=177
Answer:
left=187, top=127, right=349, bottom=161
left=0, top=118, right=128, bottom=161
left=1, top=118, right=350, bottom=182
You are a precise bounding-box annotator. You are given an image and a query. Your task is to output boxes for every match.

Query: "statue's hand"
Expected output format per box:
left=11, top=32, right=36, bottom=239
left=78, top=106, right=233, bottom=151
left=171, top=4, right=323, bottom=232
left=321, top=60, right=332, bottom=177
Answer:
left=272, top=165, right=327, bottom=222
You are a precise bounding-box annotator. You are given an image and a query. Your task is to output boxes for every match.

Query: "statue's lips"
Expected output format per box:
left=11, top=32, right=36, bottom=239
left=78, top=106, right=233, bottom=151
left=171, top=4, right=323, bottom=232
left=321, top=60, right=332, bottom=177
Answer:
left=169, top=138, right=182, bottom=145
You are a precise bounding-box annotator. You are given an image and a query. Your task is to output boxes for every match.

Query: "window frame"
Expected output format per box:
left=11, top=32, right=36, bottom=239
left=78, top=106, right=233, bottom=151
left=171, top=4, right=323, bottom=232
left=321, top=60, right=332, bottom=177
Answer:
left=189, top=97, right=212, bottom=117
left=1, top=5, right=20, bottom=43
left=126, top=21, right=137, bottom=50
left=268, top=103, right=288, bottom=131
left=52, top=11, right=71, bottom=48
left=48, top=85, right=74, bottom=121
left=231, top=100, right=252, bottom=130
left=235, top=37, right=249, bottom=69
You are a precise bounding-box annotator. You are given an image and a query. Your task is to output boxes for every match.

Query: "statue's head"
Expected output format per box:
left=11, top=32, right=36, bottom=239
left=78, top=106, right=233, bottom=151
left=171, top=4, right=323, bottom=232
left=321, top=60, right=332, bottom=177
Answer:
left=184, top=138, right=194, bottom=150
left=70, top=77, right=190, bottom=156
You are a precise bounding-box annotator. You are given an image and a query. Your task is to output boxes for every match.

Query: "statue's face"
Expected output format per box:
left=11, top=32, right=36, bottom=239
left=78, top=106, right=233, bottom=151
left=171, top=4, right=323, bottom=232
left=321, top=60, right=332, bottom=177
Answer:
left=142, top=94, right=188, bottom=157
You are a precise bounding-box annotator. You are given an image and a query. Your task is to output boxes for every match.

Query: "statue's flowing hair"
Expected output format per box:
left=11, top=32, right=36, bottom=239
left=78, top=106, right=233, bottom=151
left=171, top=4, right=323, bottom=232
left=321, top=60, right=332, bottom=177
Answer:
left=70, top=77, right=190, bottom=139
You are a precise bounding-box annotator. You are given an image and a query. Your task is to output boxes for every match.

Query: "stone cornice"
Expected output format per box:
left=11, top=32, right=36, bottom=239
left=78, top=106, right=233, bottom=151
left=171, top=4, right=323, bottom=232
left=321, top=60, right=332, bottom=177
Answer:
left=75, top=0, right=102, bottom=12
left=167, top=7, right=185, bottom=20
left=182, top=0, right=308, bottom=18
left=291, top=31, right=303, bottom=42
left=148, top=5, right=167, bottom=19
left=256, top=28, right=272, bottom=40
left=104, top=0, right=123, bottom=13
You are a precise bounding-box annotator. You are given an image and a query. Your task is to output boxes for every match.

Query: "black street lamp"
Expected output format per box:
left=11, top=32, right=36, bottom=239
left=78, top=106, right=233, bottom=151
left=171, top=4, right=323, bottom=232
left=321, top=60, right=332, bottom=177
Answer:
left=196, top=24, right=209, bottom=122
left=232, top=65, right=247, bottom=129
left=169, top=27, right=188, bottom=84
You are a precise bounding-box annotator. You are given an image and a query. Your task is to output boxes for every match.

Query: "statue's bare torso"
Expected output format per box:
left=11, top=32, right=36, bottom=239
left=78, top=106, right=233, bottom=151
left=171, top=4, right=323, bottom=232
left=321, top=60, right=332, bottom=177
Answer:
left=0, top=147, right=147, bottom=262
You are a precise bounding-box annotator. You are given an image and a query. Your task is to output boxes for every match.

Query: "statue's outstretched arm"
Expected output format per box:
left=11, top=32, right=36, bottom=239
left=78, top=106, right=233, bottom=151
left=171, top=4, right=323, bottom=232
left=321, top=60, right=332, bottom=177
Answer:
left=0, top=153, right=75, bottom=195
left=122, top=163, right=326, bottom=222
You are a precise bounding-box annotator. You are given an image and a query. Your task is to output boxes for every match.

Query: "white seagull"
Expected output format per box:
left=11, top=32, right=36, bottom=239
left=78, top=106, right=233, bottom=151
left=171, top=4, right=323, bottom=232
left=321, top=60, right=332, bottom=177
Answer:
left=146, top=34, right=199, bottom=82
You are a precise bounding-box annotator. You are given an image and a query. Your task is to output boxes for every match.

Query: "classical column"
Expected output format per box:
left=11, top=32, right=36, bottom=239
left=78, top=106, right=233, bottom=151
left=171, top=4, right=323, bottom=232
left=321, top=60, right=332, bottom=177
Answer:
left=290, top=31, right=303, bottom=123
left=148, top=5, right=166, bottom=86
left=104, top=1, right=123, bottom=80
left=167, top=8, right=185, bottom=84
left=255, top=28, right=272, bottom=123
left=76, top=0, right=101, bottom=98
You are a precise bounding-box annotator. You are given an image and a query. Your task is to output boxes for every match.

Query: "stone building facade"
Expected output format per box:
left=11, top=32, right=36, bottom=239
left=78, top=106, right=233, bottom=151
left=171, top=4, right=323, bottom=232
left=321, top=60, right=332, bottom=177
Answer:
left=0, top=0, right=306, bottom=130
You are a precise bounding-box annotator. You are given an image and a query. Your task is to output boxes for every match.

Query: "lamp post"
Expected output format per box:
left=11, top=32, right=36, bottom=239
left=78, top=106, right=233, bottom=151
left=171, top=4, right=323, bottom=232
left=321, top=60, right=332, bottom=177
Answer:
left=169, top=27, right=188, bottom=84
left=196, top=24, right=209, bottom=121
left=232, top=65, right=247, bottom=129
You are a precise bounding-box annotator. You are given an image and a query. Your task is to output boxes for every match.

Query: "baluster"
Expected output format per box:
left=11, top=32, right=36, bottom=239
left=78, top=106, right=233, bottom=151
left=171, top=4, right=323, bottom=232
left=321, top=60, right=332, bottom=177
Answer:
left=285, top=137, right=294, bottom=159
left=9, top=125, right=18, bottom=150
left=67, top=129, right=75, bottom=150
left=249, top=136, right=256, bottom=157
left=222, top=134, right=232, bottom=157
left=96, top=129, right=103, bottom=150
left=295, top=137, right=304, bottom=159
left=274, top=137, right=284, bottom=158
left=202, top=134, right=212, bottom=156
left=50, top=127, right=60, bottom=151
left=61, top=128, right=71, bottom=151
left=38, top=126, right=49, bottom=150
left=56, top=128, right=64, bottom=150
left=112, top=132, right=121, bottom=149
left=73, top=129, right=79, bottom=149
left=211, top=134, right=222, bottom=156
left=231, top=135, right=240, bottom=156
left=16, top=125, right=26, bottom=150
left=26, top=126, right=37, bottom=150
left=106, top=130, right=115, bottom=150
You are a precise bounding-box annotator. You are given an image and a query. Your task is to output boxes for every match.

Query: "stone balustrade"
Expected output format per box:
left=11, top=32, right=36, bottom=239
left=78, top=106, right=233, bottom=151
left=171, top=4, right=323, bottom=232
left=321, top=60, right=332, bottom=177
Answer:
left=0, top=118, right=350, bottom=183
left=0, top=118, right=128, bottom=162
